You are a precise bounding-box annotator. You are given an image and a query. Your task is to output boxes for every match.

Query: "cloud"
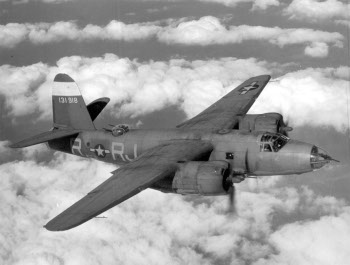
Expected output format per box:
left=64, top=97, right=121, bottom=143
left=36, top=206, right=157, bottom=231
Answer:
left=197, top=0, right=280, bottom=9
left=304, top=42, right=329, bottom=58
left=284, top=0, right=350, bottom=21
left=0, top=23, right=28, bottom=48
left=157, top=16, right=343, bottom=56
left=0, top=150, right=349, bottom=264
left=134, top=0, right=280, bottom=10
left=0, top=54, right=273, bottom=120
left=0, top=17, right=344, bottom=57
left=0, top=20, right=161, bottom=48
left=335, top=19, right=350, bottom=26
left=0, top=140, right=18, bottom=163
left=0, top=62, right=49, bottom=116
left=249, top=67, right=350, bottom=132
left=258, top=208, right=350, bottom=265
left=1, top=54, right=349, bottom=133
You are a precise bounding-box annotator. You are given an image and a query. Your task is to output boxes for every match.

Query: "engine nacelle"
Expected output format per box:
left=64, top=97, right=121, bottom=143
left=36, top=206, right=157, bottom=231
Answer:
left=239, top=112, right=291, bottom=134
left=172, top=161, right=229, bottom=195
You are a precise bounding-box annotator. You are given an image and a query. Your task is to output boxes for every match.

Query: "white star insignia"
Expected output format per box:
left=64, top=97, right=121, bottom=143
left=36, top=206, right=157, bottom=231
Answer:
left=240, top=81, right=259, bottom=95
left=96, top=145, right=104, bottom=157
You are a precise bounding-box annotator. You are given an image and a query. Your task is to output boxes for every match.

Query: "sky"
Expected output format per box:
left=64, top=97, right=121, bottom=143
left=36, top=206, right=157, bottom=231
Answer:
left=0, top=0, right=349, bottom=264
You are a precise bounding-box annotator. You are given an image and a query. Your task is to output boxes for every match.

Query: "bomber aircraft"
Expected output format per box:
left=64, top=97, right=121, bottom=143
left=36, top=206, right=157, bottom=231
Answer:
left=11, top=74, right=338, bottom=231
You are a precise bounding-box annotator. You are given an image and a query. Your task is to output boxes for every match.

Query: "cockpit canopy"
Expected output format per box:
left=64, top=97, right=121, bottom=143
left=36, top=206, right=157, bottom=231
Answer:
left=260, top=133, right=289, bottom=152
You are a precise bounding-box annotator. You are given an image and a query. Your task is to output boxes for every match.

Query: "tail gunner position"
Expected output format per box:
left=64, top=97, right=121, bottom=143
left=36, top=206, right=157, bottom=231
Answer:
left=11, top=74, right=338, bottom=231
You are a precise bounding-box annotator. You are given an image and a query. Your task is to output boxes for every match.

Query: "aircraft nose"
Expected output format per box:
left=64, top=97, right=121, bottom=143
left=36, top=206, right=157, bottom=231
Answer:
left=310, top=146, right=339, bottom=170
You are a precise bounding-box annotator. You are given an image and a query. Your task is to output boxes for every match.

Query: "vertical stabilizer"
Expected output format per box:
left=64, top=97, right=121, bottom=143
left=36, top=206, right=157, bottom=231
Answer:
left=53, top=74, right=95, bottom=130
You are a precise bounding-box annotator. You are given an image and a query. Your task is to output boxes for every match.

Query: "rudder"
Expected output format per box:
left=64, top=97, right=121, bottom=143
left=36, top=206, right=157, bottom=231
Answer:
left=53, top=73, right=95, bottom=130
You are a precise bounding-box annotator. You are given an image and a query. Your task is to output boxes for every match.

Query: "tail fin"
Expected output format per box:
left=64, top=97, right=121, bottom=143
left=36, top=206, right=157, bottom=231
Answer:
left=53, top=74, right=95, bottom=130
left=11, top=74, right=96, bottom=149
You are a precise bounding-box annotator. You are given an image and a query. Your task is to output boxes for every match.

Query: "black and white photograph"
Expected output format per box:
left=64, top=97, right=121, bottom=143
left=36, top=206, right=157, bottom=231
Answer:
left=0, top=0, right=349, bottom=264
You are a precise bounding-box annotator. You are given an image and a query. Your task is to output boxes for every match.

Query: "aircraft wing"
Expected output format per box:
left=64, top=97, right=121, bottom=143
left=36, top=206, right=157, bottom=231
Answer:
left=177, top=75, right=271, bottom=131
left=45, top=140, right=213, bottom=231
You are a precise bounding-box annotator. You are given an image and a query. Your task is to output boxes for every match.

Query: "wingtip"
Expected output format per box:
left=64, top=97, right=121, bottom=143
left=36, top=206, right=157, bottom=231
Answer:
left=44, top=222, right=56, bottom=231
left=245, top=75, right=271, bottom=83
left=44, top=216, right=83, bottom=232
left=255, top=74, right=271, bottom=80
left=44, top=222, right=67, bottom=232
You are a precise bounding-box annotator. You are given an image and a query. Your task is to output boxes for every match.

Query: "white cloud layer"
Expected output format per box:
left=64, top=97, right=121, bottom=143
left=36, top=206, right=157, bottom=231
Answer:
left=197, top=0, right=280, bottom=9
left=158, top=16, right=343, bottom=57
left=0, top=54, right=349, bottom=132
left=304, top=42, right=329, bottom=58
left=284, top=0, right=350, bottom=21
left=265, top=212, right=350, bottom=265
left=0, top=148, right=349, bottom=264
left=0, top=20, right=161, bottom=48
left=0, top=17, right=344, bottom=57
left=5, top=0, right=280, bottom=9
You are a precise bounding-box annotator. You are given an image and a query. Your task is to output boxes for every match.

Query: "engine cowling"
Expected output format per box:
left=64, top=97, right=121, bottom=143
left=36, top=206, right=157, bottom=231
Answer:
left=239, top=112, right=291, bottom=134
left=172, top=161, right=229, bottom=195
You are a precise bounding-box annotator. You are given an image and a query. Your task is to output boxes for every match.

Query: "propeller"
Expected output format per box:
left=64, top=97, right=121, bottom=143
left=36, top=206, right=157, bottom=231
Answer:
left=228, top=184, right=236, bottom=214
left=224, top=174, right=244, bottom=215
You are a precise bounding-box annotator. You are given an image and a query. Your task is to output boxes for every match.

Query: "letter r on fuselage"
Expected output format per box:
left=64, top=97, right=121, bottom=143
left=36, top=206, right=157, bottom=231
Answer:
left=112, top=142, right=125, bottom=161
left=71, top=138, right=83, bottom=156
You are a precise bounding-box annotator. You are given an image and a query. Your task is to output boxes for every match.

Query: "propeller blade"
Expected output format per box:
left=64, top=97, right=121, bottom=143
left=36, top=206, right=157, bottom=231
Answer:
left=228, top=185, right=236, bottom=214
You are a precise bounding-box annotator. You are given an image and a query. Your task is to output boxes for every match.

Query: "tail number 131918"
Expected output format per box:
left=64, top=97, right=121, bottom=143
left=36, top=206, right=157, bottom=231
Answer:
left=58, top=97, right=78, bottom=104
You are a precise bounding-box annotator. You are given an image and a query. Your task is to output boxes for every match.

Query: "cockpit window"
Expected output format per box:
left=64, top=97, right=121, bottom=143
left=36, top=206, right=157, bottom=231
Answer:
left=260, top=143, right=273, bottom=152
left=260, top=133, right=289, bottom=152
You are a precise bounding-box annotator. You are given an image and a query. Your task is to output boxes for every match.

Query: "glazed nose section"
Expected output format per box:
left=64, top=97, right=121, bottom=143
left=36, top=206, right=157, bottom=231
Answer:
left=310, top=146, right=339, bottom=170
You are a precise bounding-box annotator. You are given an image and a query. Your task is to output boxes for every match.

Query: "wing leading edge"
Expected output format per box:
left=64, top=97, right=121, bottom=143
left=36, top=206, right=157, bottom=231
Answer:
left=45, top=140, right=213, bottom=231
left=177, top=75, right=271, bottom=131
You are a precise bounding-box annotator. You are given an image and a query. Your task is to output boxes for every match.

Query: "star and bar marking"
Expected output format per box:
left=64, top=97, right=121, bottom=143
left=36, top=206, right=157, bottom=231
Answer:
left=238, top=81, right=259, bottom=95
left=90, top=144, right=110, bottom=158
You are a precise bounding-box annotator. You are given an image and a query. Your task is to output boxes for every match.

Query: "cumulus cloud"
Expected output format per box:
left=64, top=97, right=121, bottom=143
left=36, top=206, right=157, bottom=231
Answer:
left=284, top=0, right=350, bottom=21
left=0, top=17, right=344, bottom=57
left=0, top=149, right=349, bottom=264
left=335, top=19, right=350, bottom=26
left=259, top=208, right=350, bottom=265
left=0, top=23, right=28, bottom=48
left=0, top=62, right=49, bottom=116
left=0, top=20, right=161, bottom=48
left=158, top=16, right=343, bottom=57
left=0, top=54, right=273, bottom=120
left=249, top=67, right=350, bottom=132
left=304, top=42, right=329, bottom=58
left=135, top=0, right=280, bottom=10
left=1, top=54, right=349, bottom=133
left=197, top=0, right=280, bottom=9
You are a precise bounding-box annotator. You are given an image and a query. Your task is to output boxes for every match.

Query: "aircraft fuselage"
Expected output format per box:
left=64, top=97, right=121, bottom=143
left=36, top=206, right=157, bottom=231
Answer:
left=48, top=128, right=317, bottom=178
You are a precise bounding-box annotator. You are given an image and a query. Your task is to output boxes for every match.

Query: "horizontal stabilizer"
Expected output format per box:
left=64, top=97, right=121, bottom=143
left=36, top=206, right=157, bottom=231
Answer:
left=10, top=129, right=80, bottom=148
